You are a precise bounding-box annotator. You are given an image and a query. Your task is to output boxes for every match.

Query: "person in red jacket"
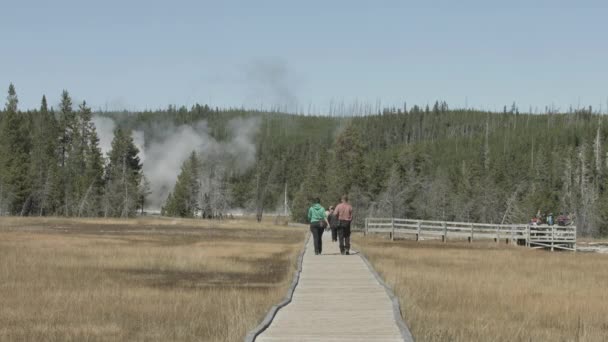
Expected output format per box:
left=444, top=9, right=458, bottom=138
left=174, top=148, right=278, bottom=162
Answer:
left=334, top=195, right=353, bottom=255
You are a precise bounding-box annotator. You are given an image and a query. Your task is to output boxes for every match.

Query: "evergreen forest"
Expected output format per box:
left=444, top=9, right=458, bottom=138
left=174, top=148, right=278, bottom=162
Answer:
left=1, top=83, right=607, bottom=237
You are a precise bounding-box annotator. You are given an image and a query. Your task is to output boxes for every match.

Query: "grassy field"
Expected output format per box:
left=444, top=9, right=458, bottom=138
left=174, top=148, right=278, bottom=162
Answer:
left=357, top=237, right=608, bottom=342
left=0, top=217, right=306, bottom=342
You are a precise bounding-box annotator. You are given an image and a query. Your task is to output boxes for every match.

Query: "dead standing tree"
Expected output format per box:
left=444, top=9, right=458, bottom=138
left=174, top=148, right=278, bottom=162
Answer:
left=255, top=161, right=280, bottom=222
left=251, top=129, right=282, bottom=222
left=199, top=162, right=230, bottom=219
left=501, top=184, right=525, bottom=224
left=376, top=166, right=407, bottom=219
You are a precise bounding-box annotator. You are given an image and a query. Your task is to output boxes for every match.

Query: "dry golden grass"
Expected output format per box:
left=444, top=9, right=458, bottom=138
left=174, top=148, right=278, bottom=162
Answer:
left=577, top=237, right=608, bottom=243
left=357, top=237, right=608, bottom=342
left=0, top=217, right=306, bottom=342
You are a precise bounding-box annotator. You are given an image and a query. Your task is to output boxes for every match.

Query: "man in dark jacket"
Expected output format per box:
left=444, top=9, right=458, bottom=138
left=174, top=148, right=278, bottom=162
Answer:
left=327, top=206, right=340, bottom=242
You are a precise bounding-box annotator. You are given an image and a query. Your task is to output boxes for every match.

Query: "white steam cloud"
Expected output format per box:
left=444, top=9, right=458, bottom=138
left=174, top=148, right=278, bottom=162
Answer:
left=92, top=116, right=261, bottom=210
left=131, top=130, right=146, bottom=162
left=140, top=118, right=260, bottom=209
left=91, top=116, right=116, bottom=155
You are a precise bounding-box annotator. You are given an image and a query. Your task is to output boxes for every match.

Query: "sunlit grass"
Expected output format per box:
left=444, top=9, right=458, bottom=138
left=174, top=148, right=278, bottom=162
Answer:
left=0, top=217, right=306, bottom=342
left=357, top=237, right=608, bottom=342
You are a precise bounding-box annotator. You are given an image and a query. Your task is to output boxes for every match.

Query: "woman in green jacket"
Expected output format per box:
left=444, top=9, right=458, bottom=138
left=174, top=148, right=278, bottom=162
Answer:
left=308, top=197, right=330, bottom=255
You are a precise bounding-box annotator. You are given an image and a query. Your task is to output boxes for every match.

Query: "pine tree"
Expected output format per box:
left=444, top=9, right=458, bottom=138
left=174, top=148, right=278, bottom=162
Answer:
left=0, top=84, right=31, bottom=215
left=184, top=151, right=202, bottom=216
left=291, top=148, right=327, bottom=222
left=55, top=90, right=76, bottom=215
left=138, top=175, right=152, bottom=214
left=27, top=95, right=59, bottom=215
left=58, top=90, right=75, bottom=168
left=333, top=124, right=366, bottom=195
left=201, top=163, right=231, bottom=218
left=164, top=151, right=201, bottom=217
left=375, top=164, right=406, bottom=218
left=77, top=104, right=105, bottom=216
left=103, top=128, right=144, bottom=217
left=252, top=130, right=282, bottom=222
left=5, top=83, right=17, bottom=112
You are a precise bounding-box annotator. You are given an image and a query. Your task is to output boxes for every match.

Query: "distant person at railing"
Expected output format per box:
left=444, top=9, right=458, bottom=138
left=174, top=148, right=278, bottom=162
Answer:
left=547, top=213, right=554, bottom=226
left=327, top=206, right=340, bottom=243
left=536, top=211, right=545, bottom=225
left=308, top=198, right=330, bottom=255
left=541, top=212, right=547, bottom=225
left=334, top=195, right=353, bottom=255
left=557, top=212, right=574, bottom=226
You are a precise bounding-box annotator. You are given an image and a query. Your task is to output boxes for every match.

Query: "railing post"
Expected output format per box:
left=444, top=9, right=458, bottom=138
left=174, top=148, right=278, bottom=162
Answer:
left=573, top=226, right=577, bottom=252
left=416, top=220, right=421, bottom=241
left=442, top=221, right=447, bottom=242
left=526, top=225, right=530, bottom=247
left=364, top=218, right=368, bottom=237
left=551, top=224, right=555, bottom=252
left=391, top=218, right=395, bottom=241
left=469, top=223, right=474, bottom=243
left=495, top=225, right=499, bottom=243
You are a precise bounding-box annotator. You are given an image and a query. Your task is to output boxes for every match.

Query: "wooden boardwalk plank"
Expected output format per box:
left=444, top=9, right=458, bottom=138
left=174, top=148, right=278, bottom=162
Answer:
left=256, top=231, right=406, bottom=342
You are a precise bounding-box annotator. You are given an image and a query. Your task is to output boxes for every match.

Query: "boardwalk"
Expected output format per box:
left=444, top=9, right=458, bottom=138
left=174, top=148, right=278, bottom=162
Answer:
left=256, top=231, right=410, bottom=342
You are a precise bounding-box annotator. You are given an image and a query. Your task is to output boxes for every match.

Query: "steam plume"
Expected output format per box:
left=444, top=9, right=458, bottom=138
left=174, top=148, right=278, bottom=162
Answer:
left=92, top=117, right=261, bottom=210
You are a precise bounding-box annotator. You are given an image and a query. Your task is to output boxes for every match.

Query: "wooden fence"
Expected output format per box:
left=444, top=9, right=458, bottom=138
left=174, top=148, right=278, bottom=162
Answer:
left=364, top=218, right=577, bottom=252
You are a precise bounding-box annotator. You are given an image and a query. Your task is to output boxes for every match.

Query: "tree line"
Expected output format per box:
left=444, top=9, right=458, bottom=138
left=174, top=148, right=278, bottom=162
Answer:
left=2, top=84, right=608, bottom=236
left=147, top=100, right=608, bottom=237
left=0, top=84, right=146, bottom=217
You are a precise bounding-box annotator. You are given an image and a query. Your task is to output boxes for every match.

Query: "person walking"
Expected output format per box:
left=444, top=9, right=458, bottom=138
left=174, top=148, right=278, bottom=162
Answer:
left=308, top=198, right=329, bottom=255
left=334, top=195, right=353, bottom=255
left=327, top=205, right=340, bottom=242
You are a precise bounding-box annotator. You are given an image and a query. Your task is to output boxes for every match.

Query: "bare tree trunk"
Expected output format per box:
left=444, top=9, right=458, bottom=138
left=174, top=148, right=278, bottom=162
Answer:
left=283, top=183, right=289, bottom=217
left=78, top=183, right=94, bottom=217
left=199, top=178, right=204, bottom=219
left=39, top=172, right=53, bottom=216
left=122, top=155, right=129, bottom=219
left=577, top=144, right=599, bottom=236
left=484, top=119, right=490, bottom=171
left=255, top=170, right=263, bottom=222
left=103, top=194, right=110, bottom=218
left=20, top=195, right=33, bottom=217
left=561, top=157, right=573, bottom=210
left=531, top=138, right=535, bottom=170
left=501, top=185, right=522, bottom=224
left=0, top=183, right=4, bottom=216
left=594, top=122, right=601, bottom=175
left=64, top=188, right=70, bottom=217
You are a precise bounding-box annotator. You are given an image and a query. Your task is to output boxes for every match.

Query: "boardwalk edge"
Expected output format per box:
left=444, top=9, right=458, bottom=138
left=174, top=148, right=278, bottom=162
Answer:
left=357, top=249, right=416, bottom=342
left=244, top=232, right=311, bottom=342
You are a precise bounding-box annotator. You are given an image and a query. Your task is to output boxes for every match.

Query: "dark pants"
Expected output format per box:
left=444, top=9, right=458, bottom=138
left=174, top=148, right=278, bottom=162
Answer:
left=310, top=222, right=324, bottom=254
left=331, top=226, right=338, bottom=241
left=338, top=220, right=351, bottom=253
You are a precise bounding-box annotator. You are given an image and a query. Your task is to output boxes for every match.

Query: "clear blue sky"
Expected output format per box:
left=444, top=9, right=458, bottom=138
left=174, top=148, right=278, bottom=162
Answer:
left=2, top=0, right=608, bottom=113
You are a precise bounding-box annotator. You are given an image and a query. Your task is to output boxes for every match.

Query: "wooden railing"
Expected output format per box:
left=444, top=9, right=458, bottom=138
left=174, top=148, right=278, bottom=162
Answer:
left=364, top=218, right=577, bottom=252
left=527, top=225, right=577, bottom=251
